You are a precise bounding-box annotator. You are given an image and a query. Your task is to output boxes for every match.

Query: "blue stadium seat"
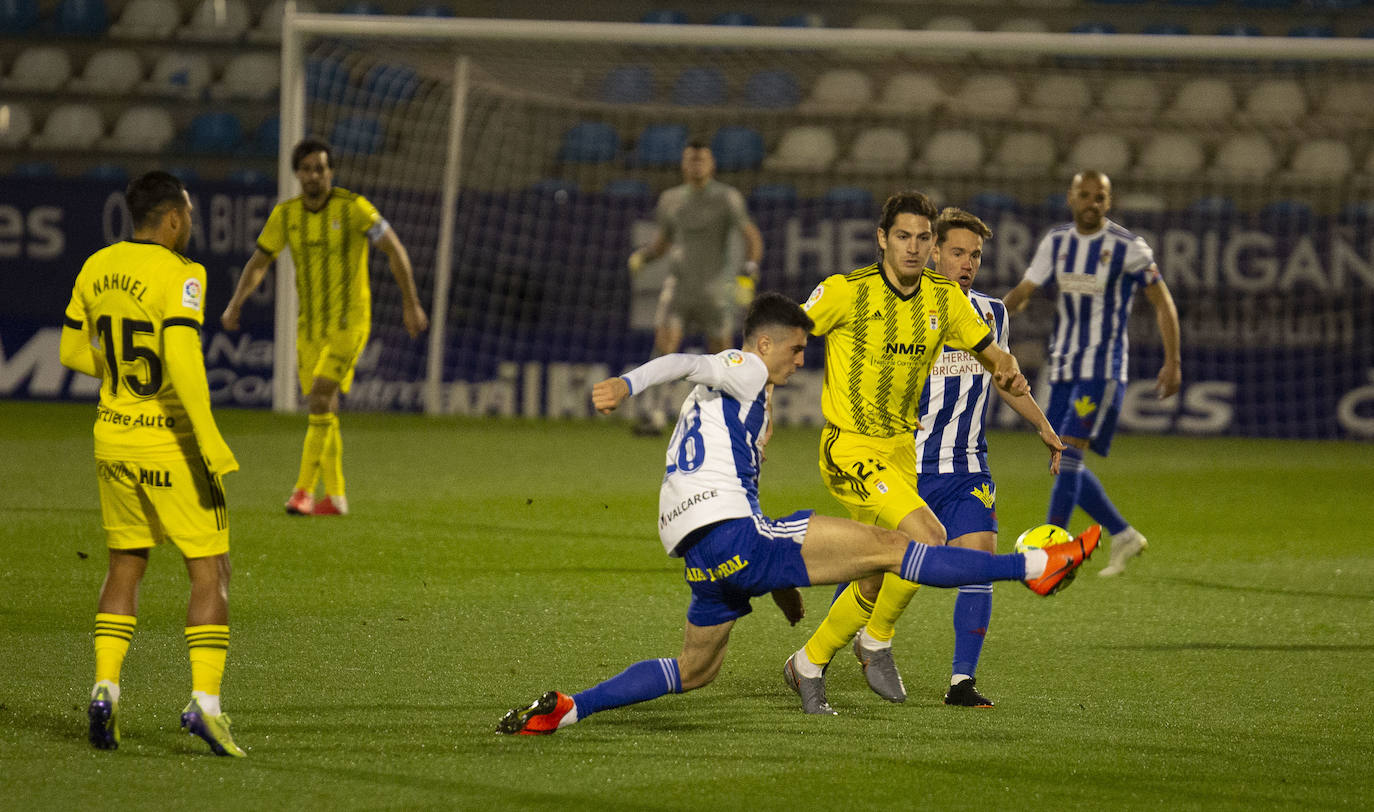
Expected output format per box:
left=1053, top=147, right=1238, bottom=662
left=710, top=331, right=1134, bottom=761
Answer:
left=226, top=168, right=271, bottom=186
left=11, top=161, right=57, bottom=177
left=743, top=70, right=801, bottom=109
left=331, top=114, right=384, bottom=155
left=778, top=13, right=824, bottom=27
left=710, top=126, right=765, bottom=171
left=1217, top=23, right=1263, bottom=36
left=166, top=166, right=200, bottom=184
left=527, top=178, right=578, bottom=196
left=749, top=183, right=798, bottom=203
left=1339, top=200, right=1374, bottom=224
left=0, top=0, right=39, bottom=32
left=599, top=65, right=654, bottom=104
left=823, top=186, right=875, bottom=208
left=641, top=9, right=687, bottom=24
left=307, top=56, right=352, bottom=101
left=632, top=123, right=688, bottom=167
left=557, top=121, right=619, bottom=163
left=603, top=178, right=652, bottom=198
left=83, top=163, right=129, bottom=183
left=710, top=11, right=757, bottom=25
left=53, top=0, right=108, bottom=35
left=338, top=1, right=382, bottom=13
left=184, top=111, right=243, bottom=152
left=1288, top=24, right=1335, bottom=37
left=1186, top=196, right=1238, bottom=218
left=409, top=2, right=453, bottom=16
left=363, top=63, right=420, bottom=103
left=1142, top=22, right=1189, bottom=35
left=965, top=191, right=1021, bottom=216
left=1070, top=22, right=1118, bottom=34
left=1259, top=199, right=1316, bottom=228
left=253, top=115, right=279, bottom=156
left=672, top=66, right=727, bottom=106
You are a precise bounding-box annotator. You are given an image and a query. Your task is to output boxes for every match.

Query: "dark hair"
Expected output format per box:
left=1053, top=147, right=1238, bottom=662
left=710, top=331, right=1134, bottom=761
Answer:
left=878, top=190, right=938, bottom=235
left=935, top=207, right=993, bottom=244
left=125, top=171, right=187, bottom=230
left=744, top=291, right=813, bottom=340
left=292, top=137, right=334, bottom=171
left=686, top=139, right=710, bottom=151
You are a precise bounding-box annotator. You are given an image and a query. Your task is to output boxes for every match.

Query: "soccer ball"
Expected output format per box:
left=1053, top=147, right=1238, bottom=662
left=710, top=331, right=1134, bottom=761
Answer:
left=1014, top=524, right=1070, bottom=553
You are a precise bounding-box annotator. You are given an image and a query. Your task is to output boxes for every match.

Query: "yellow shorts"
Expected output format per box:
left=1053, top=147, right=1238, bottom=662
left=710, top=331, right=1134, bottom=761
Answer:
left=818, top=423, right=926, bottom=530
left=96, top=455, right=229, bottom=558
left=298, top=327, right=369, bottom=394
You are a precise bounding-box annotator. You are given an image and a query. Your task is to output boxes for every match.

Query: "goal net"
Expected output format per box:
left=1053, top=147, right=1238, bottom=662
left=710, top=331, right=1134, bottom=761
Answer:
left=279, top=15, right=1374, bottom=439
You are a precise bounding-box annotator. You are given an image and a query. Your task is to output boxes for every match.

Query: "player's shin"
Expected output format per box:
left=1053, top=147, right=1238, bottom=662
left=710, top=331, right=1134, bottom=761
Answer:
left=802, top=582, right=875, bottom=667
left=865, top=573, right=919, bottom=643
left=900, top=542, right=1025, bottom=586
left=1047, top=446, right=1085, bottom=529
left=571, top=658, right=682, bottom=718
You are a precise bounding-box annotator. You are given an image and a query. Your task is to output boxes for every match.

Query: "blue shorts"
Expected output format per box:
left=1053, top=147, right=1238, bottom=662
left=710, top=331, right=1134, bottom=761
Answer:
left=1046, top=379, right=1122, bottom=457
left=918, top=472, right=998, bottom=540
left=682, top=510, right=813, bottom=627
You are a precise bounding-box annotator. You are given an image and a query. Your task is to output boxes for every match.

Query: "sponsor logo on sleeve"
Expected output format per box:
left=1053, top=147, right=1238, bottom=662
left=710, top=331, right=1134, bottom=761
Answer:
left=724, top=350, right=746, bottom=367
left=181, top=278, right=202, bottom=312
left=803, top=284, right=824, bottom=311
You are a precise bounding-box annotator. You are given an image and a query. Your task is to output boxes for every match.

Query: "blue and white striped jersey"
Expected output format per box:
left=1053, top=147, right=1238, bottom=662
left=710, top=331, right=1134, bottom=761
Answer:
left=621, top=350, right=770, bottom=555
left=914, top=291, right=1008, bottom=475
left=1024, top=218, right=1160, bottom=383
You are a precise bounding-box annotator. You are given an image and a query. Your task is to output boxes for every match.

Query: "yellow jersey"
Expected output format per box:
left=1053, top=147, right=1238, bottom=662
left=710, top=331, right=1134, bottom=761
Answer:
left=64, top=240, right=208, bottom=459
left=256, top=187, right=385, bottom=341
left=803, top=263, right=993, bottom=438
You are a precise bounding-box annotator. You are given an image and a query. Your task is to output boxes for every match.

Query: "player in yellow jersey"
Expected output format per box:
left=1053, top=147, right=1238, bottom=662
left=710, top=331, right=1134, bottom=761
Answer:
left=61, top=171, right=246, bottom=756
left=783, top=191, right=1036, bottom=713
left=221, top=137, right=429, bottom=516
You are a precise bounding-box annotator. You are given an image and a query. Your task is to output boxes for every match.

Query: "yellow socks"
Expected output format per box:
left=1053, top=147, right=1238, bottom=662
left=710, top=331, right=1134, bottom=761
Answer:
left=865, top=573, right=921, bottom=643
left=320, top=414, right=344, bottom=497
left=94, top=613, right=136, bottom=685
left=185, top=625, right=229, bottom=696
left=294, top=414, right=332, bottom=493
left=803, top=583, right=875, bottom=666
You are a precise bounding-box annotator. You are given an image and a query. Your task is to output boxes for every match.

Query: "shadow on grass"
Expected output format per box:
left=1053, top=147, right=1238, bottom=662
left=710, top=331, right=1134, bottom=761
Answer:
left=1100, top=642, right=1374, bottom=652
left=1156, top=576, right=1374, bottom=601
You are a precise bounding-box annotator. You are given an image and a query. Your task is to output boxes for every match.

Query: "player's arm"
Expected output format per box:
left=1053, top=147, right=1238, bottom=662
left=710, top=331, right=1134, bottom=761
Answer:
left=221, top=248, right=273, bottom=331
left=375, top=226, right=429, bottom=338
left=59, top=317, right=103, bottom=379
left=1144, top=272, right=1181, bottom=399
left=164, top=323, right=238, bottom=475
left=993, top=384, right=1065, bottom=474
left=628, top=228, right=672, bottom=273
left=971, top=341, right=1029, bottom=397
left=770, top=587, right=804, bottom=625
left=1002, top=279, right=1039, bottom=314
left=593, top=352, right=761, bottom=413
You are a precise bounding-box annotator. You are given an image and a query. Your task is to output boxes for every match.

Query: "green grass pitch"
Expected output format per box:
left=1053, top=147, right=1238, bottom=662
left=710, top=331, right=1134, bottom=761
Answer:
left=2, top=400, right=1372, bottom=809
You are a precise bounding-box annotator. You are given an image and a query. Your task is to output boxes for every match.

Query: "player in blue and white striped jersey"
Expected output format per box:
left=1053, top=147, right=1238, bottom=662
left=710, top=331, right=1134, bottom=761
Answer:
left=912, top=208, right=1064, bottom=708
left=495, top=293, right=1100, bottom=733
left=1005, top=171, right=1181, bottom=578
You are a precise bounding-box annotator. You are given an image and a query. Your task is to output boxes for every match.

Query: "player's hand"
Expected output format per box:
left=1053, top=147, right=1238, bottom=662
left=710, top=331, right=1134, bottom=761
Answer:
left=1156, top=359, right=1181, bottom=399
left=771, top=587, right=804, bottom=626
left=403, top=303, right=429, bottom=338
left=1039, top=427, right=1065, bottom=475
left=995, top=370, right=1029, bottom=397
left=203, top=444, right=239, bottom=477
left=628, top=250, right=645, bottom=274
left=592, top=376, right=631, bottom=414
left=221, top=304, right=241, bottom=332
left=734, top=274, right=756, bottom=307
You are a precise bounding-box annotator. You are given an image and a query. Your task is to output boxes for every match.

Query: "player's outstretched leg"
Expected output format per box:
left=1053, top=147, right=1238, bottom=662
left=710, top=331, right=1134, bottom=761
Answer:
left=88, top=682, right=119, bottom=750
left=180, top=698, right=246, bottom=757
left=1024, top=525, right=1101, bottom=596
left=496, top=691, right=577, bottom=735
left=1098, top=527, right=1148, bottom=578
left=783, top=652, right=837, bottom=715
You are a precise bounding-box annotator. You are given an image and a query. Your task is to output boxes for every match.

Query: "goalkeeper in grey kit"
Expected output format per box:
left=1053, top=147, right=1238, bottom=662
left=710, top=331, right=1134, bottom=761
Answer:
left=627, top=139, right=764, bottom=434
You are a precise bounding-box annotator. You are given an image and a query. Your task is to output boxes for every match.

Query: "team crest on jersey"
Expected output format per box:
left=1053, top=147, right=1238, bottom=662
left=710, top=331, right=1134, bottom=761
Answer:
left=1100, top=250, right=1112, bottom=266
left=970, top=483, right=995, bottom=508
left=723, top=350, right=746, bottom=367
left=331, top=218, right=341, bottom=231
left=803, top=284, right=824, bottom=311
left=928, top=310, right=939, bottom=331
left=181, top=278, right=202, bottom=311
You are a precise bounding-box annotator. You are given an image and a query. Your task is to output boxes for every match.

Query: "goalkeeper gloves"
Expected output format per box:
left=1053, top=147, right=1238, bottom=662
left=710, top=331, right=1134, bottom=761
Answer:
left=734, top=274, right=756, bottom=306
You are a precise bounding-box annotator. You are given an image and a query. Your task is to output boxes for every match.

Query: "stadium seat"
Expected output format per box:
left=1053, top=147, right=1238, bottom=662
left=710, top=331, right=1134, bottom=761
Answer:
left=362, top=63, right=420, bottom=103
left=632, top=122, right=687, bottom=167
left=338, top=1, right=382, bottom=14
left=710, top=126, right=765, bottom=171
left=989, top=131, right=1056, bottom=175
left=184, top=111, right=244, bottom=153
left=804, top=68, right=874, bottom=112
left=0, top=0, right=38, bottom=33
left=599, top=65, right=654, bottom=104
left=1070, top=21, right=1118, bottom=34
left=1166, top=77, right=1236, bottom=122
left=1135, top=132, right=1204, bottom=178
left=213, top=52, right=280, bottom=101
left=1063, top=132, right=1131, bottom=175
left=409, top=2, right=453, bottom=16
left=103, top=105, right=175, bottom=152
left=141, top=52, right=213, bottom=100
left=2, top=47, right=72, bottom=92
left=923, top=14, right=976, bottom=31
left=822, top=186, right=876, bottom=209
left=331, top=114, right=384, bottom=155
left=1215, top=23, right=1262, bottom=36
left=602, top=178, right=651, bottom=198
left=1028, top=75, right=1092, bottom=113
left=1287, top=138, right=1353, bottom=182
left=249, top=0, right=316, bottom=42
left=749, top=183, right=798, bottom=203
left=1114, top=191, right=1166, bottom=212
left=252, top=114, right=279, bottom=155
left=841, top=127, right=912, bottom=174
left=68, top=48, right=142, bottom=94
left=743, top=69, right=801, bottom=109
left=307, top=55, right=352, bottom=101
left=10, top=161, right=56, bottom=176
left=778, top=13, right=824, bottom=27
left=226, top=167, right=272, bottom=186
left=640, top=9, right=688, bottom=24
left=30, top=104, right=103, bottom=149
left=913, top=129, right=984, bottom=174
left=557, top=121, right=619, bottom=163
left=764, top=125, right=838, bottom=172
left=1210, top=133, right=1277, bottom=179
left=84, top=163, right=130, bottom=183
left=875, top=72, right=943, bottom=115
left=1242, top=79, right=1307, bottom=123
left=180, top=0, right=249, bottom=40
left=954, top=73, right=1020, bottom=118
left=710, top=11, right=757, bottom=25
left=109, top=0, right=177, bottom=38
left=1141, top=22, right=1189, bottom=35
left=0, top=102, right=34, bottom=148
left=1098, top=76, right=1162, bottom=115
left=671, top=66, right=726, bottom=106
left=53, top=0, right=108, bottom=35
left=1317, top=80, right=1374, bottom=119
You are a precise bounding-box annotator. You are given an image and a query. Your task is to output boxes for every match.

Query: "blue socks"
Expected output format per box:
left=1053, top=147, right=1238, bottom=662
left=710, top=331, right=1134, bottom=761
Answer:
left=571, top=658, right=681, bottom=718
left=1047, top=446, right=1085, bottom=528
left=1077, top=468, right=1129, bottom=535
left=901, top=542, right=1025, bottom=586
left=951, top=585, right=993, bottom=679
